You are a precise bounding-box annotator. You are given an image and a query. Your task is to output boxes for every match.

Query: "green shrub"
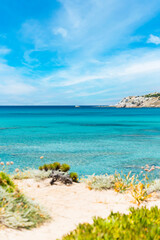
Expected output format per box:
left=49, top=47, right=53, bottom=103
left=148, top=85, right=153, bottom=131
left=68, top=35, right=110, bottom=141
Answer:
left=61, top=206, right=160, bottom=240
left=39, top=162, right=61, bottom=171
left=60, top=163, right=70, bottom=172
left=144, top=93, right=160, bottom=98
left=43, top=164, right=48, bottom=171
left=70, top=172, right=78, bottom=182
left=48, top=164, right=54, bottom=170
left=0, top=171, right=16, bottom=193
left=39, top=166, right=43, bottom=171
left=52, top=162, right=61, bottom=170
left=84, top=174, right=115, bottom=190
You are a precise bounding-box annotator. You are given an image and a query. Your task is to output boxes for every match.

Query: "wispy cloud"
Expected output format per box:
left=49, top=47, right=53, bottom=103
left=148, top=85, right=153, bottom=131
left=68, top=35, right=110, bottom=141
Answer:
left=0, top=61, right=36, bottom=96
left=1, top=0, right=160, bottom=104
left=147, top=34, right=160, bottom=45
left=53, top=27, right=68, bottom=38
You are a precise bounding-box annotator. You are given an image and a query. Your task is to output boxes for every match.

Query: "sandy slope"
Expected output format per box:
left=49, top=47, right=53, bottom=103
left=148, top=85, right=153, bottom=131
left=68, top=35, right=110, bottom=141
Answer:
left=0, top=179, right=160, bottom=240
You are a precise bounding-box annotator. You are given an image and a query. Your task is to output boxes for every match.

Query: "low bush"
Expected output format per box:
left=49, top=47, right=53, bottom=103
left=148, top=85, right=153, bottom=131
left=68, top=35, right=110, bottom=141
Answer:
left=146, top=179, right=160, bottom=194
left=52, top=162, right=61, bottom=170
left=0, top=187, right=50, bottom=229
left=61, top=206, right=160, bottom=240
left=0, top=171, right=16, bottom=193
left=39, top=162, right=61, bottom=171
left=84, top=174, right=115, bottom=190
left=0, top=173, right=50, bottom=229
left=114, top=171, right=135, bottom=193
left=130, top=181, right=151, bottom=206
left=60, top=163, right=70, bottom=172
left=70, top=172, right=78, bottom=182
left=43, top=163, right=49, bottom=171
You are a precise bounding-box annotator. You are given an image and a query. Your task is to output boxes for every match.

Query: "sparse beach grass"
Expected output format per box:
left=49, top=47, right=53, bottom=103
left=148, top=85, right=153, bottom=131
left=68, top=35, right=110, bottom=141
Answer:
left=12, top=169, right=52, bottom=180
left=0, top=162, right=50, bottom=229
left=82, top=164, right=160, bottom=206
left=83, top=174, right=115, bottom=190
left=0, top=186, right=50, bottom=229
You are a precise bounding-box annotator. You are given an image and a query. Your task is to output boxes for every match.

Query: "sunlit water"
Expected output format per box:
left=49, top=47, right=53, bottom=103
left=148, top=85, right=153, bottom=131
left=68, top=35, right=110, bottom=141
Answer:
left=0, top=106, right=160, bottom=176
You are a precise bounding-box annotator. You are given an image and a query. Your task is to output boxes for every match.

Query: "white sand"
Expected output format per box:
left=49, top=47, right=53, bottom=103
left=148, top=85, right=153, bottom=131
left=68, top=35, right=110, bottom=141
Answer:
left=0, top=179, right=160, bottom=240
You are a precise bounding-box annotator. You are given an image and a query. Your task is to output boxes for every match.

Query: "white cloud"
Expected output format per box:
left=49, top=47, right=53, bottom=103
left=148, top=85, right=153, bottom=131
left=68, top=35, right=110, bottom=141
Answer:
left=147, top=34, right=160, bottom=45
left=53, top=27, right=68, bottom=38
left=0, top=62, right=36, bottom=95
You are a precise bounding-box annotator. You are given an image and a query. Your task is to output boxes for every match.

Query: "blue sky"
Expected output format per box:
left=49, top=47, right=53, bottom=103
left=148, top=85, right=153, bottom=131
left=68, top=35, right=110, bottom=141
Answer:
left=1, top=0, right=160, bottom=105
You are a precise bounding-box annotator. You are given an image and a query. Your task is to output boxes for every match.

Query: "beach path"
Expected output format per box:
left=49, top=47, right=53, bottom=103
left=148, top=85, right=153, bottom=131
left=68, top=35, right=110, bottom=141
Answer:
left=0, top=179, right=160, bottom=240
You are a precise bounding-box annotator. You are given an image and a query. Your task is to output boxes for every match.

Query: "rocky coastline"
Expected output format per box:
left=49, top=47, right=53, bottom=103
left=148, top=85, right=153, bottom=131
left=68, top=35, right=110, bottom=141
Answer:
left=115, top=92, right=160, bottom=108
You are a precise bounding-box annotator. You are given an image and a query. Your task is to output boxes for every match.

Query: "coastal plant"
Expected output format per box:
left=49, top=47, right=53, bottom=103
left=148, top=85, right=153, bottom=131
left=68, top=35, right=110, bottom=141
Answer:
left=84, top=174, right=115, bottom=190
left=114, top=171, right=135, bottom=193
left=39, top=162, right=61, bottom=171
left=12, top=169, right=52, bottom=180
left=0, top=187, right=50, bottom=229
left=114, top=171, right=152, bottom=205
left=146, top=179, right=160, bottom=194
left=70, top=172, right=78, bottom=182
left=130, top=181, right=151, bottom=206
left=52, top=162, right=61, bottom=170
left=60, top=163, right=70, bottom=172
left=43, top=163, right=49, bottom=171
left=0, top=161, right=14, bottom=173
left=0, top=171, right=16, bottom=193
left=61, top=206, right=160, bottom=240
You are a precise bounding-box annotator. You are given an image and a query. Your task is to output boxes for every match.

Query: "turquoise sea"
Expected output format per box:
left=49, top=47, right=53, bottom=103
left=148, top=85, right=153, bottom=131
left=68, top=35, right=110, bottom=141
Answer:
left=0, top=106, right=160, bottom=176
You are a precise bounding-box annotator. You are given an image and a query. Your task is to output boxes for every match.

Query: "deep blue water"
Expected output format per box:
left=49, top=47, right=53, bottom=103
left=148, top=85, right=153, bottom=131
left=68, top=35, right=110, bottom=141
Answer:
left=0, top=106, right=160, bottom=176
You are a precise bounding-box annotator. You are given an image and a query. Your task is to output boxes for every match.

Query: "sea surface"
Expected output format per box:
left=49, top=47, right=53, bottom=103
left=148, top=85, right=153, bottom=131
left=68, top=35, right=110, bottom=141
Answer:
left=0, top=106, right=160, bottom=176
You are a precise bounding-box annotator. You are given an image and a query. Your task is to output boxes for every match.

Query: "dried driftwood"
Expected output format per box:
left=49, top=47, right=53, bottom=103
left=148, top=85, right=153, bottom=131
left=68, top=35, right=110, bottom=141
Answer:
left=49, top=170, right=73, bottom=185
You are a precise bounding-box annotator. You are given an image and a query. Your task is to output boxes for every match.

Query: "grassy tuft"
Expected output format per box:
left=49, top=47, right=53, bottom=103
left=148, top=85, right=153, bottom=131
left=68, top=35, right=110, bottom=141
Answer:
left=0, top=187, right=50, bottom=229
left=84, top=174, right=115, bottom=190
left=0, top=172, right=50, bottom=229
left=146, top=179, right=160, bottom=194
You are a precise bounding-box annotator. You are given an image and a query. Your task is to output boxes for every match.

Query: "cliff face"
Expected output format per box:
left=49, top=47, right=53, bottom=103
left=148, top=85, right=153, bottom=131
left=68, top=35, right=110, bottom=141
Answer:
left=115, top=93, right=160, bottom=108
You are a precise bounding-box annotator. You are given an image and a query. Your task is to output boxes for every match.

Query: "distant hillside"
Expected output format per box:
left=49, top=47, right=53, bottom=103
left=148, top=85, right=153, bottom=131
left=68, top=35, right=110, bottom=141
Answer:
left=115, top=92, right=160, bottom=108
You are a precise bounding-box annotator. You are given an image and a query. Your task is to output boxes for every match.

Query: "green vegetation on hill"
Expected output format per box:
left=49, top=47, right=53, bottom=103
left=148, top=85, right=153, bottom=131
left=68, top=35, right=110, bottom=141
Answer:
left=144, top=93, right=160, bottom=98
left=61, top=206, right=160, bottom=240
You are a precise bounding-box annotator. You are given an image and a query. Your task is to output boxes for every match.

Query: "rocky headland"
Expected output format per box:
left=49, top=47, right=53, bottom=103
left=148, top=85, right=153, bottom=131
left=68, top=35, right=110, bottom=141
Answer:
left=115, top=92, right=160, bottom=108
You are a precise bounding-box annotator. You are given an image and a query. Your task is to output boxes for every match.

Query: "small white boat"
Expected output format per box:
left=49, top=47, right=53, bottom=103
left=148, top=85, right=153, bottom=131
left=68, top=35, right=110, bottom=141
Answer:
left=75, top=105, right=80, bottom=108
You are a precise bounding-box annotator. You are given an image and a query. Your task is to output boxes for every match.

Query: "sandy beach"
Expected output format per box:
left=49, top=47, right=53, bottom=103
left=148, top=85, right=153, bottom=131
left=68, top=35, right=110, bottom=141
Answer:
left=0, top=178, right=160, bottom=240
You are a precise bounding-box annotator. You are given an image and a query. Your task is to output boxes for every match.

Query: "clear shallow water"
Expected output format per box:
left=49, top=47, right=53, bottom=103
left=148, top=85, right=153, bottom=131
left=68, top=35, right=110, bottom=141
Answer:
left=0, top=106, right=160, bottom=176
